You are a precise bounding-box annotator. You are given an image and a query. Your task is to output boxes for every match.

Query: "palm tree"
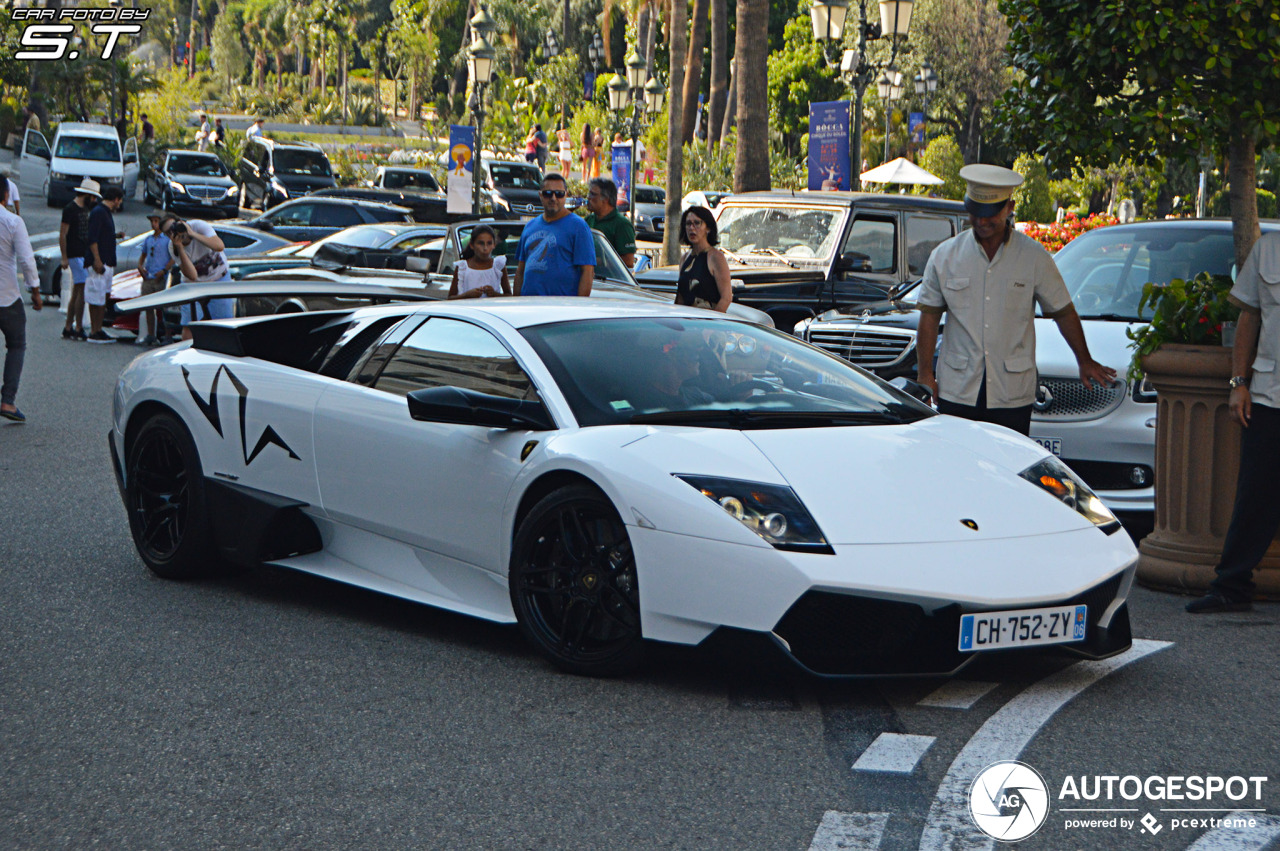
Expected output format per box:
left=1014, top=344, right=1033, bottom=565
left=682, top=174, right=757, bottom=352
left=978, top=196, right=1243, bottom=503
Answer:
left=733, top=0, right=769, bottom=190
left=663, top=0, right=687, bottom=265
left=680, top=0, right=708, bottom=144
left=707, top=0, right=728, bottom=147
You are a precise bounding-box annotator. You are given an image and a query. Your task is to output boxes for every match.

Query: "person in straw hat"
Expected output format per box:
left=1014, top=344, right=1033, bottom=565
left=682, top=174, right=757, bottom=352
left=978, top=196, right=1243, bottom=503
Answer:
left=914, top=163, right=1114, bottom=435
left=59, top=178, right=100, bottom=341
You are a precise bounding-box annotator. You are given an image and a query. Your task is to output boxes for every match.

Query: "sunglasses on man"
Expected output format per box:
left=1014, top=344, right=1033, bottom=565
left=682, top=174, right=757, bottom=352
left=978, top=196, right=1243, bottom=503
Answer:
left=539, top=189, right=566, bottom=198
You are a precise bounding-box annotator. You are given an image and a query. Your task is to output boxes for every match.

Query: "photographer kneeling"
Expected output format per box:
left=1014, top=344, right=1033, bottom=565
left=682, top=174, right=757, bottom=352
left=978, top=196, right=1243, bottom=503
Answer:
left=159, top=213, right=230, bottom=341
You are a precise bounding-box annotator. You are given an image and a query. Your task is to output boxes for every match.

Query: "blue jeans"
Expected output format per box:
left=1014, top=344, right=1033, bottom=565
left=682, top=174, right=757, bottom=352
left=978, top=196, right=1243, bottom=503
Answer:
left=0, top=297, right=26, bottom=406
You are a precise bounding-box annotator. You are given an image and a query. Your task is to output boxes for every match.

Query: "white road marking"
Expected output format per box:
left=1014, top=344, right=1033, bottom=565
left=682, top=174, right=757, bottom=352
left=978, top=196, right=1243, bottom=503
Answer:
left=918, top=639, right=1173, bottom=851
left=1185, top=814, right=1280, bottom=850
left=809, top=811, right=890, bottom=851
left=853, top=733, right=936, bottom=774
left=917, top=680, right=1000, bottom=710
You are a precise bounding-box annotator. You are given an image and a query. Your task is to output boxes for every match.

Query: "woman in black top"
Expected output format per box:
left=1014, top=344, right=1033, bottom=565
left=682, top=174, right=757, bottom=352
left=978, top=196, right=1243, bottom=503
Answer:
left=675, top=205, right=732, bottom=312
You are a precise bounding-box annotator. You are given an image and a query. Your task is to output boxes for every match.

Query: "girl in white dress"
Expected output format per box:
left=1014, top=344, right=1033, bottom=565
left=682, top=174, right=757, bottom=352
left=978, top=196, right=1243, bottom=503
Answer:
left=448, top=225, right=511, bottom=299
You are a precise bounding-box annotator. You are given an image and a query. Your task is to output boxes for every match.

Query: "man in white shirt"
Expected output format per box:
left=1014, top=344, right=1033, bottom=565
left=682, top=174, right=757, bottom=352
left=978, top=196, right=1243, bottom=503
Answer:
left=0, top=166, right=20, bottom=215
left=246, top=118, right=265, bottom=139
left=0, top=178, right=41, bottom=422
left=196, top=113, right=210, bottom=152
left=915, top=164, right=1114, bottom=435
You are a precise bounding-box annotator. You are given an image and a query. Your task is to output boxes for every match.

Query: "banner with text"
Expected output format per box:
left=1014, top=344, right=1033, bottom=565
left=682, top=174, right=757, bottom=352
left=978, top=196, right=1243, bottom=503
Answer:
left=611, top=144, right=632, bottom=208
left=807, top=101, right=851, bottom=191
left=447, top=124, right=476, bottom=215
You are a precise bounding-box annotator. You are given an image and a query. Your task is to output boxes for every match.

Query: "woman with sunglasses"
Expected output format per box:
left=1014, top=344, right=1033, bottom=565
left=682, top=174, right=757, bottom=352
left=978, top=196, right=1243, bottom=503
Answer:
left=675, top=206, right=732, bottom=313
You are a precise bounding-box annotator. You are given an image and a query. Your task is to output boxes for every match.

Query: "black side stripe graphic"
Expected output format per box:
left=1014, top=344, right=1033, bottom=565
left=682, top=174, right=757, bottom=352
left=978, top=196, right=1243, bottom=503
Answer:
left=182, top=364, right=300, bottom=465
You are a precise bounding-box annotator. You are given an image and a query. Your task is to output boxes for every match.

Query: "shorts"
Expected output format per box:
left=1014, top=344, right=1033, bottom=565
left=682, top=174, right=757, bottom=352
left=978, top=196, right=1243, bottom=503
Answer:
left=140, top=276, right=166, bottom=296
left=180, top=276, right=234, bottom=325
left=84, top=265, right=113, bottom=307
left=67, top=256, right=87, bottom=285
left=525, top=151, right=537, bottom=163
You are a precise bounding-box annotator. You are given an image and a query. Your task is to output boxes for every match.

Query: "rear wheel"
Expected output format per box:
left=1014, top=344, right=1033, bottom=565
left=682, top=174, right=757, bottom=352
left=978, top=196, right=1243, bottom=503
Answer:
left=509, top=485, right=643, bottom=676
left=125, top=413, right=221, bottom=579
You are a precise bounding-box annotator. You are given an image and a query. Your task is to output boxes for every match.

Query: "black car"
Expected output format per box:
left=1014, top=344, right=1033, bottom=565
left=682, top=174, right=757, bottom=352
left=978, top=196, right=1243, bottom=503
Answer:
left=238, top=138, right=336, bottom=211
left=242, top=197, right=414, bottom=242
left=635, top=191, right=967, bottom=332
left=142, top=149, right=240, bottom=217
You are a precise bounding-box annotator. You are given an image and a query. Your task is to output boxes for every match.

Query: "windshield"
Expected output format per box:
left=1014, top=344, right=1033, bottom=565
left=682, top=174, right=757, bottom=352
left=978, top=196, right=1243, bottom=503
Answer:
left=634, top=187, right=665, bottom=204
left=489, top=164, right=543, bottom=189
left=169, top=154, right=227, bottom=177
left=296, top=225, right=397, bottom=257
left=274, top=150, right=332, bottom=176
left=521, top=317, right=933, bottom=427
left=715, top=205, right=845, bottom=263
left=55, top=135, right=120, bottom=162
left=1054, top=225, right=1238, bottom=320
left=383, top=170, right=439, bottom=191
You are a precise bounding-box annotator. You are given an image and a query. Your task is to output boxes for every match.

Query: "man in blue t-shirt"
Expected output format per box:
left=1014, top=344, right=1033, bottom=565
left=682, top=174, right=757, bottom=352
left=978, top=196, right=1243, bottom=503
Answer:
left=514, top=173, right=595, bottom=297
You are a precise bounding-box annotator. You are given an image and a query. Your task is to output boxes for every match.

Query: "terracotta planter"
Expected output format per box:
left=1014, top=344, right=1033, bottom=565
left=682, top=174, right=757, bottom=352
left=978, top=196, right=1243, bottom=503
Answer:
left=1137, top=343, right=1280, bottom=597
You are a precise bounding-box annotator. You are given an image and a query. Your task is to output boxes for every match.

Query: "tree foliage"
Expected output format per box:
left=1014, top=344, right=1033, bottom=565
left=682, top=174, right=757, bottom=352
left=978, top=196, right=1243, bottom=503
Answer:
left=766, top=11, right=841, bottom=157
left=914, top=135, right=964, bottom=200
left=1012, top=153, right=1053, bottom=223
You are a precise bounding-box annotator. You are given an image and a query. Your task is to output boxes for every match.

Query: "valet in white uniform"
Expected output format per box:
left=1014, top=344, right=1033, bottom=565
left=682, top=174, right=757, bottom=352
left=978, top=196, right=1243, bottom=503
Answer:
left=915, top=164, right=1115, bottom=435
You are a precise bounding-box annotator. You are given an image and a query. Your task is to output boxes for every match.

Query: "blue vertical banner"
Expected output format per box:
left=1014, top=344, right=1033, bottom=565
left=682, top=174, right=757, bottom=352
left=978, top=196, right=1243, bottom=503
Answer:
left=807, top=101, right=851, bottom=191
left=584, top=71, right=597, bottom=101
left=447, top=124, right=476, bottom=215
left=909, top=112, right=925, bottom=144
left=611, top=144, right=632, bottom=208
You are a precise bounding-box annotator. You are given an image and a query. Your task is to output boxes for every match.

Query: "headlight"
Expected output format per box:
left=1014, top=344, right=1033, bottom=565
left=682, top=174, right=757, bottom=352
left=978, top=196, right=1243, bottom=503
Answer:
left=792, top=316, right=813, bottom=339
left=51, top=171, right=72, bottom=181
left=270, top=178, right=288, bottom=197
left=168, top=180, right=186, bottom=193
left=223, top=185, right=238, bottom=197
left=1019, top=456, right=1119, bottom=530
left=676, top=475, right=833, bottom=553
left=1132, top=376, right=1156, bottom=403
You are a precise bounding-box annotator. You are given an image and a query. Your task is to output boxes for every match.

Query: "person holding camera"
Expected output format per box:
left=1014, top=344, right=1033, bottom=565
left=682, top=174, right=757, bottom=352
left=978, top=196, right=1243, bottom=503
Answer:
left=159, top=213, right=229, bottom=340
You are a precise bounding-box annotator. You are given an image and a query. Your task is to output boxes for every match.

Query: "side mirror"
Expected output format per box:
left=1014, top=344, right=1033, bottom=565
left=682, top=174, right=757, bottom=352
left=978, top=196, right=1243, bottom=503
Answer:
left=835, top=251, right=872, bottom=273
left=889, top=376, right=933, bottom=404
left=407, top=386, right=554, bottom=430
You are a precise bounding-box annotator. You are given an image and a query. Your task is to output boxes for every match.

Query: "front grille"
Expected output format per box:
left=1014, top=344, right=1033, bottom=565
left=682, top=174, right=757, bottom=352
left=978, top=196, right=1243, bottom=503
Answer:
left=1033, top=377, right=1126, bottom=421
left=1063, top=459, right=1154, bottom=491
left=187, top=185, right=227, bottom=200
left=513, top=203, right=539, bottom=214
left=773, top=573, right=1127, bottom=676
left=807, top=326, right=915, bottom=368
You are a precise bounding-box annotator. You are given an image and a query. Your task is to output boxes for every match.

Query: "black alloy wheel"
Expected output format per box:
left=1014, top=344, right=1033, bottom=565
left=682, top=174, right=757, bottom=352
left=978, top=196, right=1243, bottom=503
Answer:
left=124, top=413, right=219, bottom=579
left=509, top=485, right=643, bottom=676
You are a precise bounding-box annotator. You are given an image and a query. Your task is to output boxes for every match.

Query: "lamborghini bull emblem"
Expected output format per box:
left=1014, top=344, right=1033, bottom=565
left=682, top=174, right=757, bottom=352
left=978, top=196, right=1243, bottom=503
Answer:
left=182, top=365, right=300, bottom=465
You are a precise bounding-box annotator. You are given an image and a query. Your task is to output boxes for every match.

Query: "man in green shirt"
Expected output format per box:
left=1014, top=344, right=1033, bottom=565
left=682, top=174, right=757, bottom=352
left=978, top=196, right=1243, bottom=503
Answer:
left=584, top=177, right=637, bottom=269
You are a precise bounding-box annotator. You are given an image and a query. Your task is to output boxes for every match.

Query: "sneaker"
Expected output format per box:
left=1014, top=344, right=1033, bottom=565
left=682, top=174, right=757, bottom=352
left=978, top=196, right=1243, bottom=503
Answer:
left=73, top=328, right=88, bottom=341
left=0, top=407, right=25, bottom=423
left=87, top=330, right=114, bottom=344
left=136, top=334, right=157, bottom=347
left=61, top=327, right=74, bottom=340
left=1185, top=593, right=1252, bottom=614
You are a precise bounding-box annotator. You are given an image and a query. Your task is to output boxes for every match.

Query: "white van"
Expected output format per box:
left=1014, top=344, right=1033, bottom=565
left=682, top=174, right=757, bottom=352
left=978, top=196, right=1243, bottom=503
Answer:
left=18, top=122, right=139, bottom=208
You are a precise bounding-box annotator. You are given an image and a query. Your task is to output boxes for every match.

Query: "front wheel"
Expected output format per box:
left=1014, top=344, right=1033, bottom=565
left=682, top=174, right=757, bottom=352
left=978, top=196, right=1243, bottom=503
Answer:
left=509, top=484, right=643, bottom=676
left=124, top=412, right=222, bottom=579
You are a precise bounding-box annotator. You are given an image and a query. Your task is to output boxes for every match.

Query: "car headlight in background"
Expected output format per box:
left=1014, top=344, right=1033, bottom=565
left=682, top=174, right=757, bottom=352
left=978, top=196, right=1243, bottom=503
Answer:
left=168, top=180, right=186, bottom=194
left=1019, top=456, right=1120, bottom=530
left=1132, top=376, right=1157, bottom=403
left=51, top=171, right=72, bottom=181
left=270, top=178, right=288, bottom=198
left=223, top=185, right=238, bottom=197
left=676, top=475, right=833, bottom=553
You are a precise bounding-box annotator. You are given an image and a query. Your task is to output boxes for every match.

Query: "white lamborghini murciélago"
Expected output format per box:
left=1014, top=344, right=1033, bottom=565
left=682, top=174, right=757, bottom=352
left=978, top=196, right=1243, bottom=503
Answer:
left=111, top=296, right=1136, bottom=677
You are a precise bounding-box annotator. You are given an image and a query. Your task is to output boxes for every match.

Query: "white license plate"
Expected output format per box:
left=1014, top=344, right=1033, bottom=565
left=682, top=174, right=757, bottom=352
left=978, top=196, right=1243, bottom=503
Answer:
left=1033, top=437, right=1061, bottom=456
left=959, top=604, right=1086, bottom=651
left=201, top=198, right=213, bottom=206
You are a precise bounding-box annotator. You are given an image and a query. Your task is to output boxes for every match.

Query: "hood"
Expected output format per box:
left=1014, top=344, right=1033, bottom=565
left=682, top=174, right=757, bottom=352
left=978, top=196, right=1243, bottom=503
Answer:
left=172, top=171, right=234, bottom=186
left=277, top=174, right=336, bottom=191
left=1034, top=316, right=1141, bottom=379
left=742, top=417, right=1086, bottom=544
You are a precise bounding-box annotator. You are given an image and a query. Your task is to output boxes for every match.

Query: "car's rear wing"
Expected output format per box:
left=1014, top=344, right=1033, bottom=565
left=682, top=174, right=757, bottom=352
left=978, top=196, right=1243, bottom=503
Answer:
left=116, top=280, right=434, bottom=313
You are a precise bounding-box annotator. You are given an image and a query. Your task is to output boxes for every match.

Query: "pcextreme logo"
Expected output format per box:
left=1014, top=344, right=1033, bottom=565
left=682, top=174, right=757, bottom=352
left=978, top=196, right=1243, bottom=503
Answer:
left=969, top=761, right=1051, bottom=842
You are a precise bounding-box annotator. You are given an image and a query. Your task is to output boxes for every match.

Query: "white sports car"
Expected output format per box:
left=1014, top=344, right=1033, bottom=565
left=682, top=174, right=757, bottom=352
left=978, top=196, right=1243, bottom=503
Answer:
left=110, top=298, right=1137, bottom=677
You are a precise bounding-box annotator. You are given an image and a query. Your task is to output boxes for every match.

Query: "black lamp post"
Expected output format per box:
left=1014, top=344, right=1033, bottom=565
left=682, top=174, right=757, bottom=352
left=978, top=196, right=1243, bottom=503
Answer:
left=810, top=0, right=914, bottom=186
left=468, top=5, right=496, bottom=216
left=877, top=68, right=903, bottom=162
left=913, top=60, right=938, bottom=150
left=607, top=51, right=665, bottom=223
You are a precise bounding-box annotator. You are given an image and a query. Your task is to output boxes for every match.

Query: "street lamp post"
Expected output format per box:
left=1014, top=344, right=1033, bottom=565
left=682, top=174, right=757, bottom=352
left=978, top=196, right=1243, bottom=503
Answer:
left=544, top=28, right=562, bottom=130
left=468, top=5, right=497, bottom=216
left=912, top=60, right=938, bottom=151
left=607, top=51, right=665, bottom=225
left=877, top=68, right=903, bottom=162
left=810, top=0, right=914, bottom=186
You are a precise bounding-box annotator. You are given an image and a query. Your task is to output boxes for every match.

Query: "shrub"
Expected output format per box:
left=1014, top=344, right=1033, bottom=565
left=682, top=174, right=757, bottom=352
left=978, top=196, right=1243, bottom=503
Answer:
left=1127, top=272, right=1239, bottom=380
left=1021, top=211, right=1119, bottom=253
left=915, top=136, right=964, bottom=200
left=1013, top=153, right=1055, bottom=223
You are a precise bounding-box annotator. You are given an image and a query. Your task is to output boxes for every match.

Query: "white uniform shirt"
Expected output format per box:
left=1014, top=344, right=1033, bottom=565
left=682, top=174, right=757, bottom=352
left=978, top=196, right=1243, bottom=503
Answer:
left=1228, top=231, right=1280, bottom=409
left=0, top=207, right=38, bottom=308
left=5, top=178, right=20, bottom=212
left=918, top=228, right=1073, bottom=408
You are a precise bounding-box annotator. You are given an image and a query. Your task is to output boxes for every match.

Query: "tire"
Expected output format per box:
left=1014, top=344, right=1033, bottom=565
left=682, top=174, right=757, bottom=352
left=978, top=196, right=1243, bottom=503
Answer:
left=124, top=412, right=220, bottom=579
left=509, top=484, right=643, bottom=676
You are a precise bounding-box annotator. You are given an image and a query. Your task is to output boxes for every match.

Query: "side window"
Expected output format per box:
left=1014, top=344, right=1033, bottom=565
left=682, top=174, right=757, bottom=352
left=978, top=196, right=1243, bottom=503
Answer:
left=842, top=216, right=897, bottom=274
left=374, top=318, right=541, bottom=402
left=270, top=203, right=313, bottom=227
left=906, top=215, right=955, bottom=276
left=218, top=231, right=253, bottom=249
left=312, top=204, right=362, bottom=228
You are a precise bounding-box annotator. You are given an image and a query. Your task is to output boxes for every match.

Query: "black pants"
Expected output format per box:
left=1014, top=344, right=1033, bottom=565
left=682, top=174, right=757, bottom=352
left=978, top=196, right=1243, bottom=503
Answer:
left=0, top=298, right=25, bottom=407
left=1210, top=403, right=1280, bottom=601
left=936, top=375, right=1033, bottom=436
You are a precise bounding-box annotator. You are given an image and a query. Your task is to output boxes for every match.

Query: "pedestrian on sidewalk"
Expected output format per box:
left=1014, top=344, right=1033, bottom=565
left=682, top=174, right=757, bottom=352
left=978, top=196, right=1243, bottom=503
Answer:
left=534, top=124, right=548, bottom=171
left=1186, top=230, right=1280, bottom=613
left=513, top=172, right=595, bottom=298
left=84, top=185, right=125, bottom=343
left=556, top=124, right=573, bottom=175
left=195, top=113, right=210, bottom=152
left=135, top=212, right=172, bottom=346
left=60, top=178, right=99, bottom=341
left=0, top=177, right=41, bottom=423
left=0, top=167, right=20, bottom=216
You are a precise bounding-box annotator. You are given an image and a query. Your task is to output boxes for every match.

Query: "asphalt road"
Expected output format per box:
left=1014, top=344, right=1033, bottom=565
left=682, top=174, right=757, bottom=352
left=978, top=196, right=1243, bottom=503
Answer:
left=2, top=223, right=1279, bottom=850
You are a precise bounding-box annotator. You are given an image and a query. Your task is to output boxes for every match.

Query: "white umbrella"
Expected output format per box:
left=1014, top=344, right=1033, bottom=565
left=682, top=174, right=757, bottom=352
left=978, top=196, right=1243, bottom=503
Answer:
left=859, top=157, right=944, bottom=185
